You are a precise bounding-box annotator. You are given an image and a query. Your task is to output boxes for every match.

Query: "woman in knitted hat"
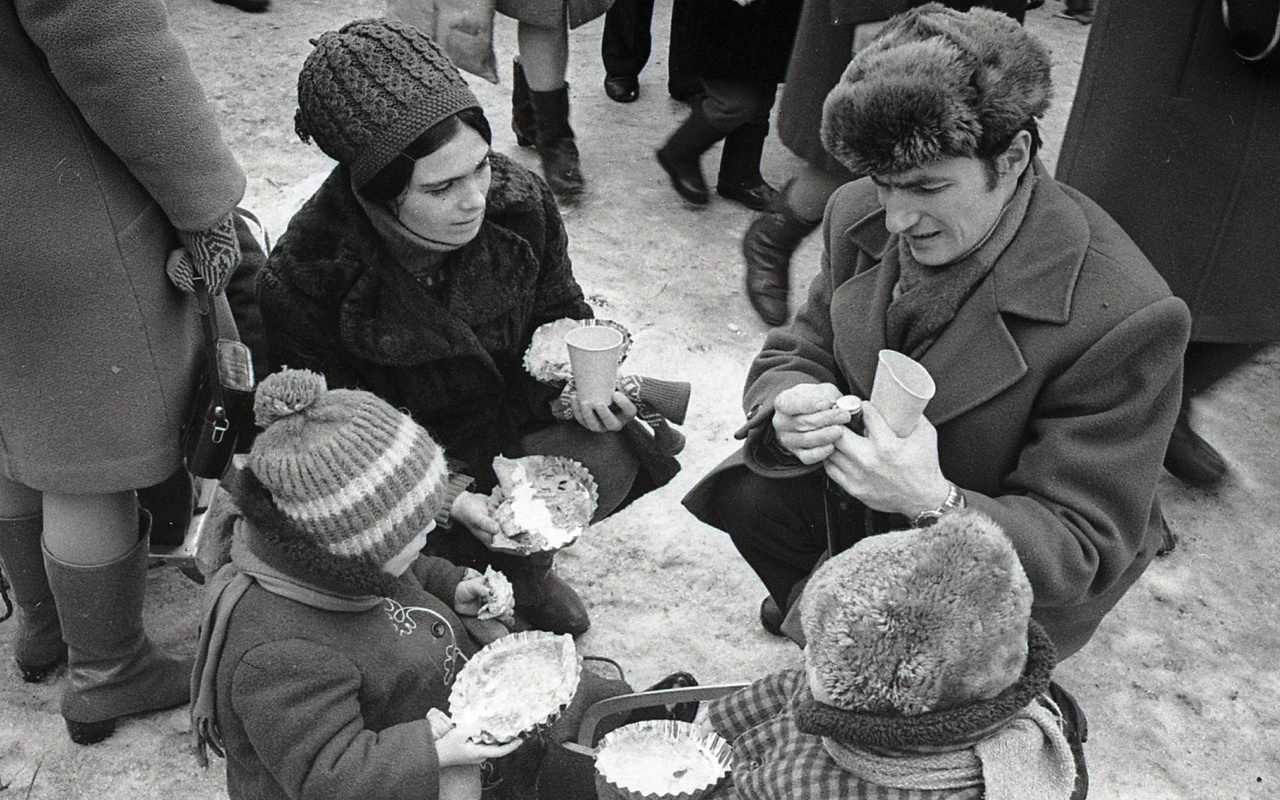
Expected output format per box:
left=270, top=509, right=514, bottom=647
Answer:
left=703, top=511, right=1086, bottom=799
left=259, top=19, right=675, bottom=638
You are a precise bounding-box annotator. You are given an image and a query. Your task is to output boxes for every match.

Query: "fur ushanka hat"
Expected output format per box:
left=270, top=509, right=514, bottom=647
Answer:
left=821, top=3, right=1052, bottom=176
left=800, top=511, right=1034, bottom=716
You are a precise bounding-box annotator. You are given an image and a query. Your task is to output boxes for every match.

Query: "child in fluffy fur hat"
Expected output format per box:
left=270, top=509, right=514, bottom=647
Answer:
left=703, top=511, right=1083, bottom=800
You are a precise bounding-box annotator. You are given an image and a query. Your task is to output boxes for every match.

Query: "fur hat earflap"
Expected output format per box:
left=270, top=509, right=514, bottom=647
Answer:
left=821, top=3, right=1052, bottom=176
left=800, top=510, right=1033, bottom=716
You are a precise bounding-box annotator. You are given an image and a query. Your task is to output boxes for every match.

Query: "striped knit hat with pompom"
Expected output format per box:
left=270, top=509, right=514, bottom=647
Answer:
left=246, top=369, right=448, bottom=566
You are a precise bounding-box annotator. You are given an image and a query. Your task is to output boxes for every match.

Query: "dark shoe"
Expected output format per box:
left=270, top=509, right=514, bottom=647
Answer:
left=511, top=60, right=537, bottom=148
left=537, top=138, right=586, bottom=202
left=0, top=514, right=67, bottom=683
left=1164, top=408, right=1227, bottom=487
left=625, top=671, right=700, bottom=725
left=604, top=75, right=640, bottom=103
left=213, top=0, right=270, bottom=11
left=742, top=202, right=818, bottom=326
left=1047, top=682, right=1089, bottom=800
left=657, top=147, right=709, bottom=204
left=759, top=595, right=785, bottom=637
left=717, top=180, right=780, bottom=212
left=45, top=516, right=193, bottom=745
left=716, top=121, right=776, bottom=211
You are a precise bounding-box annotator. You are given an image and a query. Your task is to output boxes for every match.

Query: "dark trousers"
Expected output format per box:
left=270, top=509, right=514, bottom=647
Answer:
left=601, top=0, right=655, bottom=78
left=711, top=468, right=834, bottom=610
left=1183, top=340, right=1267, bottom=398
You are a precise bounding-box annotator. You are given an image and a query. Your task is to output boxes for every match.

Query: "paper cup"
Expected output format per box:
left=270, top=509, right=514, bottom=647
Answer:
left=870, top=350, right=936, bottom=437
left=565, top=325, right=626, bottom=405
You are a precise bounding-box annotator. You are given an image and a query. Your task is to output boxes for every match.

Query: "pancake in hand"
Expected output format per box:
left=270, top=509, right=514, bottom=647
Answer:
left=448, top=631, right=581, bottom=744
left=488, top=455, right=598, bottom=553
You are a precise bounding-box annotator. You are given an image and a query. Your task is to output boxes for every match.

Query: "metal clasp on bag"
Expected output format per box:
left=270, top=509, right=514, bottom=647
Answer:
left=211, top=406, right=229, bottom=443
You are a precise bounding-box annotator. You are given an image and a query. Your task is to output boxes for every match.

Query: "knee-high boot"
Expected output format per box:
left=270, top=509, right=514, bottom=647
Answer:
left=44, top=513, right=193, bottom=744
left=742, top=190, right=820, bottom=326
left=511, top=58, right=538, bottom=148
left=528, top=83, right=586, bottom=202
left=0, top=513, right=66, bottom=682
left=490, top=551, right=590, bottom=637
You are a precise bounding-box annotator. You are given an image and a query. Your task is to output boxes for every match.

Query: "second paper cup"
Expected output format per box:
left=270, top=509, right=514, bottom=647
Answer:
left=870, top=349, right=936, bottom=437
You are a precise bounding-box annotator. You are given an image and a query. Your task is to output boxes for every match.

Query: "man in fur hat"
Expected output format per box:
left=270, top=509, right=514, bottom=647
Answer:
left=684, top=4, right=1191, bottom=661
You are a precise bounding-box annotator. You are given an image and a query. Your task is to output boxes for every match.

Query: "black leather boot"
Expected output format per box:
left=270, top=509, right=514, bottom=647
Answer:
left=1164, top=405, right=1227, bottom=487
left=494, top=551, right=590, bottom=636
left=742, top=197, right=819, bottom=326
left=716, top=121, right=779, bottom=211
left=529, top=84, right=585, bottom=202
left=511, top=59, right=537, bottom=148
left=656, top=102, right=724, bottom=205
left=0, top=513, right=66, bottom=682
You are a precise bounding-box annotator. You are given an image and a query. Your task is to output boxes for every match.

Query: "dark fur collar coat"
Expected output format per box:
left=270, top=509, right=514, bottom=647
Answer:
left=257, top=154, right=592, bottom=490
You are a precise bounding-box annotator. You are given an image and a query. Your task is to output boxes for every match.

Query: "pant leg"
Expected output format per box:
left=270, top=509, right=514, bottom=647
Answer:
left=699, top=78, right=776, bottom=132
left=1182, top=341, right=1268, bottom=398
left=709, top=467, right=830, bottom=609
left=601, top=0, right=656, bottom=78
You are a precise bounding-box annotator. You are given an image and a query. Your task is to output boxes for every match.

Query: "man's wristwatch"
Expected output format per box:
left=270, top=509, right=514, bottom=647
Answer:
left=912, top=482, right=966, bottom=528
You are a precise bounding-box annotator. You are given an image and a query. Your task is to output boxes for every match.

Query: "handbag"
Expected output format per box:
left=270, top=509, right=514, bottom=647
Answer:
left=182, top=277, right=255, bottom=479
left=387, top=0, right=499, bottom=83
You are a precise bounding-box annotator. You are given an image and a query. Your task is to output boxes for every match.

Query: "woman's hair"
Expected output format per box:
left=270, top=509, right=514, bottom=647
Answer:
left=358, top=107, right=493, bottom=202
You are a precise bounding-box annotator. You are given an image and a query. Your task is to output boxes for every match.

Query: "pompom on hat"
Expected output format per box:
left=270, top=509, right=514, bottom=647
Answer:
left=800, top=510, right=1034, bottom=716
left=295, top=18, right=480, bottom=188
left=821, top=3, right=1052, bottom=176
left=244, top=369, right=449, bottom=569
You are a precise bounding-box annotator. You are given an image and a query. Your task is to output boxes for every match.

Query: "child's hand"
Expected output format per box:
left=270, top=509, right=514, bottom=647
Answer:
left=434, top=725, right=523, bottom=768
left=453, top=571, right=490, bottom=617
left=451, top=492, right=501, bottom=547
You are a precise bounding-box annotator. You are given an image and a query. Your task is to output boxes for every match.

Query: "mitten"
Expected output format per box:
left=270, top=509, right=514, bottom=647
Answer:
left=166, top=213, right=241, bottom=294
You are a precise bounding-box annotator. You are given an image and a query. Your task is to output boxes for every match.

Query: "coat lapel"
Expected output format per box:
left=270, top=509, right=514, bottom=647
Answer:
left=834, top=162, right=1089, bottom=426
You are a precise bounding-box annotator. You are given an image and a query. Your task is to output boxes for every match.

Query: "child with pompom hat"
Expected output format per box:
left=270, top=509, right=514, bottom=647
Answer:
left=189, top=368, right=525, bottom=799
left=703, top=511, right=1087, bottom=800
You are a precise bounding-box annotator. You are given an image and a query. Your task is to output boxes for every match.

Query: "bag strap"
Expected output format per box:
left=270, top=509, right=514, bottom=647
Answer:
left=194, top=276, right=229, bottom=437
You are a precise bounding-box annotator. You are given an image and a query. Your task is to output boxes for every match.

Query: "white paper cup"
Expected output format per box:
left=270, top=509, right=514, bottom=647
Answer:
left=565, top=325, right=626, bottom=405
left=870, top=350, right=936, bottom=437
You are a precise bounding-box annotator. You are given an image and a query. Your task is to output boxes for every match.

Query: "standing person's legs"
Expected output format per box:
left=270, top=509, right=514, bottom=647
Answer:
left=714, top=82, right=781, bottom=211
left=517, top=19, right=586, bottom=201
left=601, top=0, right=655, bottom=101
left=656, top=79, right=769, bottom=207
left=40, top=489, right=192, bottom=744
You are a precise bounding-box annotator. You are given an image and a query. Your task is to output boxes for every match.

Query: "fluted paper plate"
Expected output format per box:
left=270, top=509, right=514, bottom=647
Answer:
left=594, top=720, right=733, bottom=800
left=487, top=455, right=598, bottom=554
left=448, top=631, right=581, bottom=745
left=524, top=317, right=633, bottom=384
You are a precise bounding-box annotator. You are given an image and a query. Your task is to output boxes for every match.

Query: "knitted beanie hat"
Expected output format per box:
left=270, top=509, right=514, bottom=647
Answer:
left=246, top=369, right=449, bottom=567
left=800, top=510, right=1033, bottom=716
left=821, top=3, right=1052, bottom=176
left=295, top=18, right=480, bottom=188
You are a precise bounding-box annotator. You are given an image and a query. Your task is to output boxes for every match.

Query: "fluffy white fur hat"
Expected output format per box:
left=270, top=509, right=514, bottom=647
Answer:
left=821, top=3, right=1052, bottom=176
left=800, top=510, right=1032, bottom=715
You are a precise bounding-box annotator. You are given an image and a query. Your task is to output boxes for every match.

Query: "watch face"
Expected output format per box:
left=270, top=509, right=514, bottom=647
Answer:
left=915, top=511, right=942, bottom=528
